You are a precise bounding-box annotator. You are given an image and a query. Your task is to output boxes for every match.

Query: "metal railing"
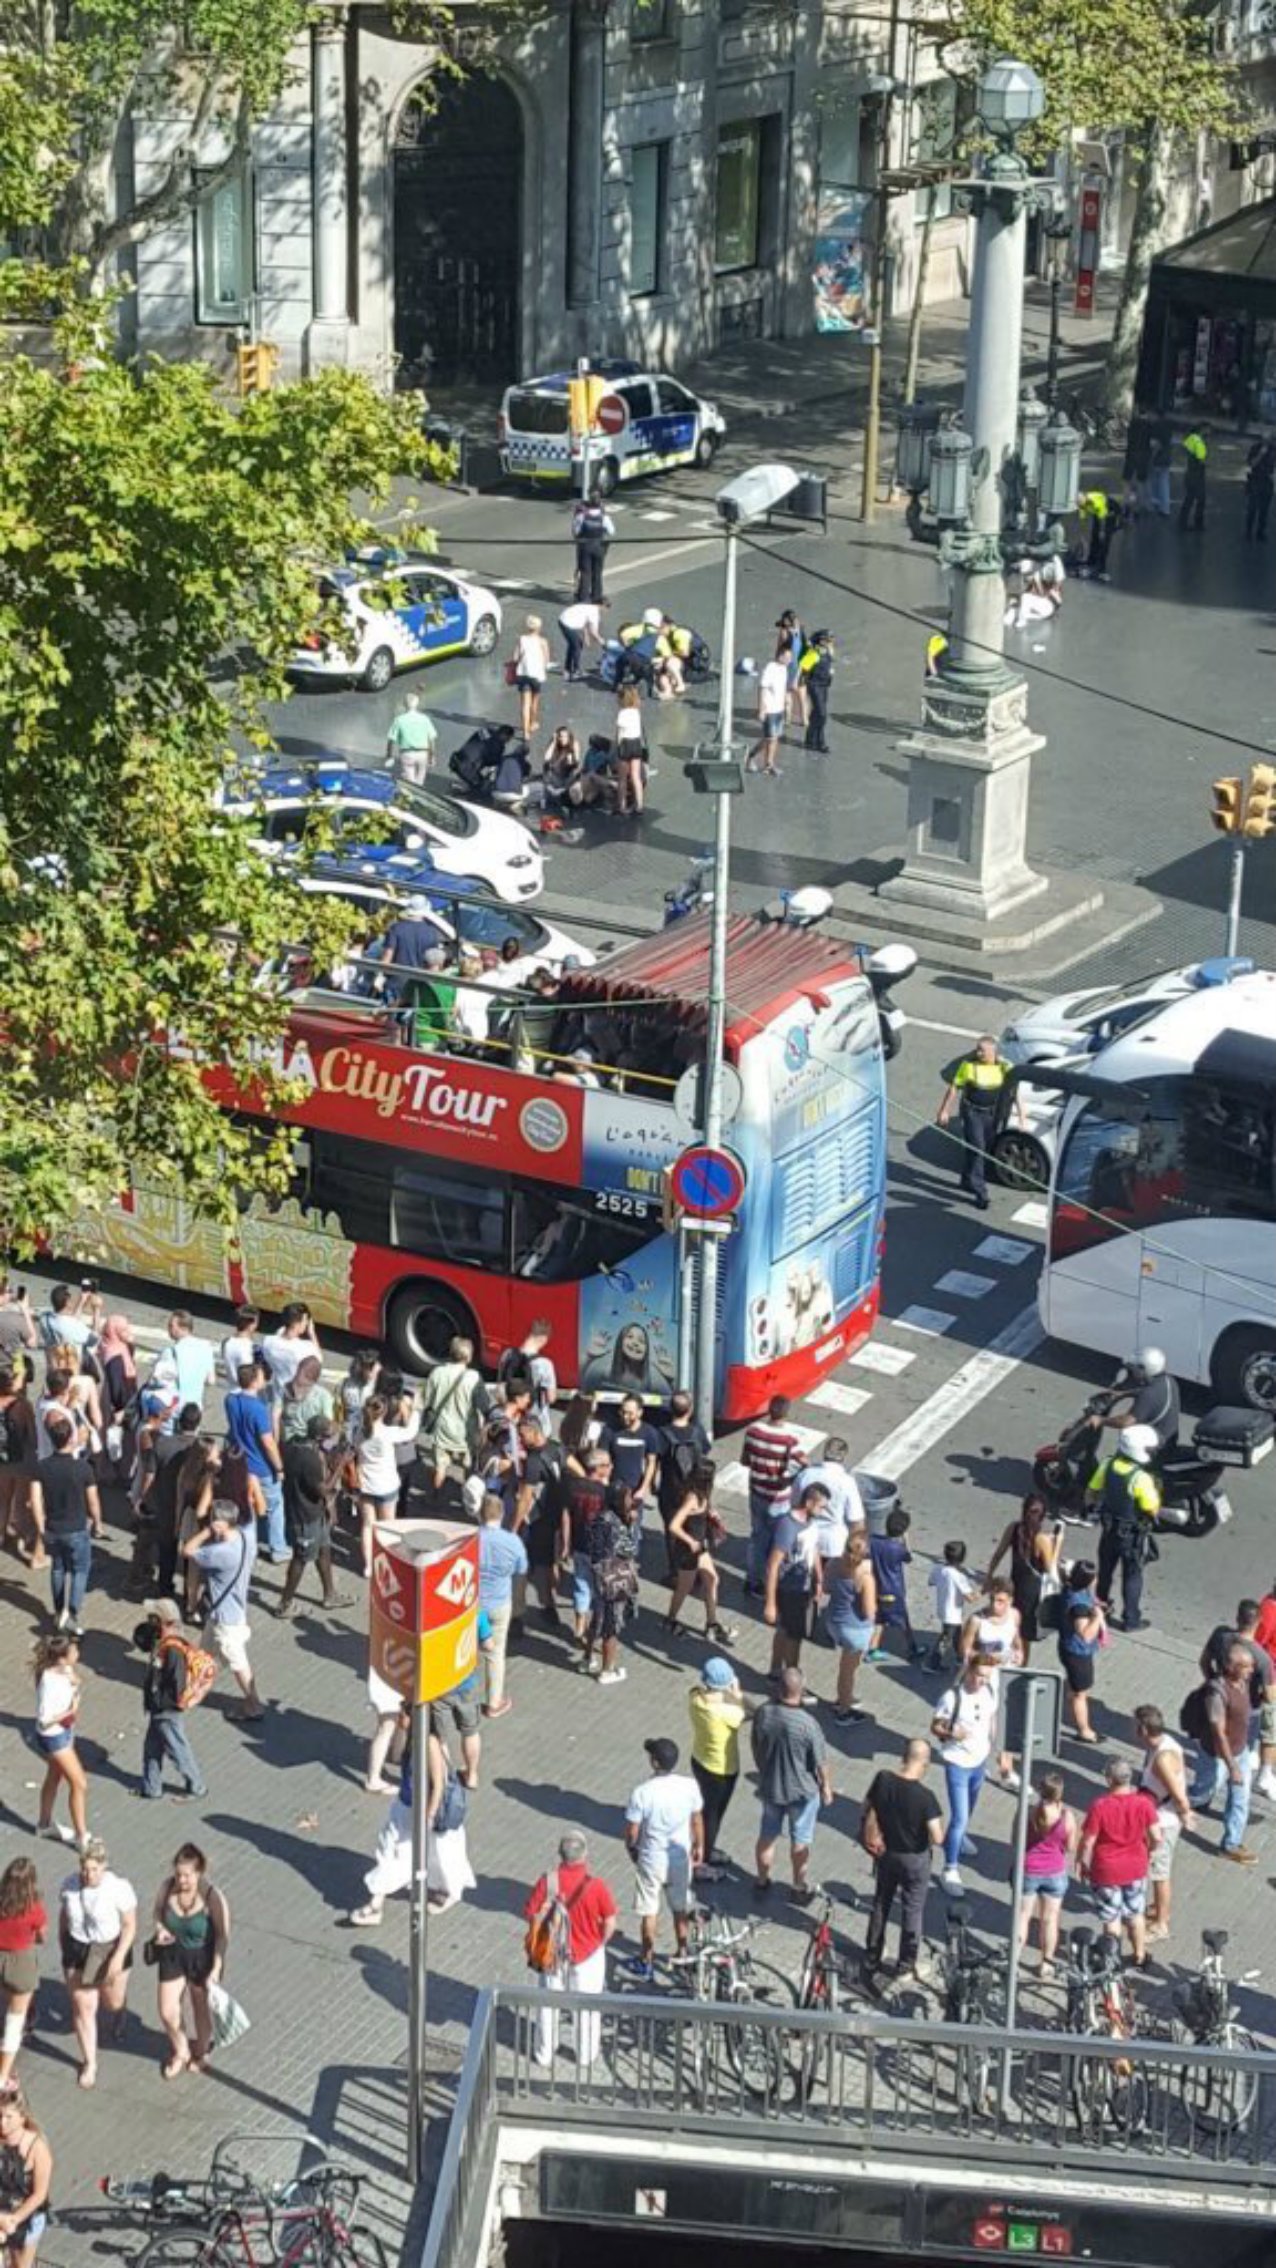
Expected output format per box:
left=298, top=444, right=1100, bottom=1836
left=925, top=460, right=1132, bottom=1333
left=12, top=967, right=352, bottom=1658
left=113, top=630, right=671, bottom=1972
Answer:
left=420, top=1986, right=1276, bottom=2268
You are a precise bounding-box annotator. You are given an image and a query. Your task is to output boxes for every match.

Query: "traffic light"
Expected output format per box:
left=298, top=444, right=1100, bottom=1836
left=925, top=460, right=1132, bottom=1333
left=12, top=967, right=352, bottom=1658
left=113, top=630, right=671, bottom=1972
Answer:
left=1211, top=777, right=1243, bottom=833
left=1242, top=761, right=1276, bottom=837
left=236, top=341, right=280, bottom=397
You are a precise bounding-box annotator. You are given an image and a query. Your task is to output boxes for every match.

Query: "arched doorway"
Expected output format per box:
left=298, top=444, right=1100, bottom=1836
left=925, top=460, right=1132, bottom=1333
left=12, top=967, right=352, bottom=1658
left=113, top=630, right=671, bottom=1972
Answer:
left=393, top=73, right=522, bottom=388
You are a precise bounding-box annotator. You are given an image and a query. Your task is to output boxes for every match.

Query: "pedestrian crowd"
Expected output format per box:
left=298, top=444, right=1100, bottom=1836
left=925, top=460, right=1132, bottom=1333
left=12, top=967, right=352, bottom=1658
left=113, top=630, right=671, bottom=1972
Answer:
left=3, top=1267, right=1275, bottom=2241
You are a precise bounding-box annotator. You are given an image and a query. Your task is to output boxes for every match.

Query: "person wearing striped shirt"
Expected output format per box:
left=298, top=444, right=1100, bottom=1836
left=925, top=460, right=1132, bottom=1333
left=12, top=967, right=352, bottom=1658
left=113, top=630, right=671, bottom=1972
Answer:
left=742, top=1396, right=806, bottom=1596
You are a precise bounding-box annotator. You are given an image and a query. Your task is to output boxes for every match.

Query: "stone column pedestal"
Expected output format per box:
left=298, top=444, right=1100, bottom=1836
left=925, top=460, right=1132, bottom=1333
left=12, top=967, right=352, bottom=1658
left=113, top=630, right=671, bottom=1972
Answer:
left=879, top=673, right=1049, bottom=926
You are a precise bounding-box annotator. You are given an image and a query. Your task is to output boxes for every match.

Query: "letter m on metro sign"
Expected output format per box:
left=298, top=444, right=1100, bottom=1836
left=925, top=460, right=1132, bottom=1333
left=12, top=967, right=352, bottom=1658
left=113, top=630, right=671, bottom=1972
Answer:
left=369, top=1523, right=480, bottom=1707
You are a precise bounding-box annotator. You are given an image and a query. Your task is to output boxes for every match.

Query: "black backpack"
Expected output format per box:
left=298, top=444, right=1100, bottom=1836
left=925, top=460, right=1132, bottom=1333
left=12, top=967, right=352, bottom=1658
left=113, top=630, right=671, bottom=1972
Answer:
left=661, top=1431, right=700, bottom=1505
left=0, top=1401, right=14, bottom=1466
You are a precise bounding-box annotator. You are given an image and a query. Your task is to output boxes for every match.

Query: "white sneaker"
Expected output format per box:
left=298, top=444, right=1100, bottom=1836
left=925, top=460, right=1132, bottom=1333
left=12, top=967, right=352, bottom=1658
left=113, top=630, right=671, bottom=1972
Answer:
left=1258, top=1768, right=1276, bottom=1801
left=942, top=1866, right=964, bottom=1895
left=597, top=1667, right=627, bottom=1685
left=1001, top=1768, right=1022, bottom=1791
left=39, top=1823, right=76, bottom=1844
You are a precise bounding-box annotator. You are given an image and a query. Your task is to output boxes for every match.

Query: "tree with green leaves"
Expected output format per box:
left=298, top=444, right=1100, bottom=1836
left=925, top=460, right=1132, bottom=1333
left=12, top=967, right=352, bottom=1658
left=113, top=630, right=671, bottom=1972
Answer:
left=0, top=0, right=531, bottom=286
left=940, top=0, right=1236, bottom=415
left=0, top=304, right=433, bottom=1247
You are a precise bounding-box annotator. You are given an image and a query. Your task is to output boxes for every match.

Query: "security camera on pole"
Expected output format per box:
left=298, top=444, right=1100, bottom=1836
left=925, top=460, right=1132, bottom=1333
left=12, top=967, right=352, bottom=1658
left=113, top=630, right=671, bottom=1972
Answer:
left=682, top=462, right=803, bottom=1431
left=881, top=60, right=1089, bottom=946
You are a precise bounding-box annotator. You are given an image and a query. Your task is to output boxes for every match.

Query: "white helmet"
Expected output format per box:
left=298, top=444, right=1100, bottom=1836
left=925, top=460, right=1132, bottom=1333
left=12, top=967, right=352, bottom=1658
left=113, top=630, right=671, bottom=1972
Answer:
left=1133, top=1346, right=1167, bottom=1380
left=1118, top=1424, right=1159, bottom=1465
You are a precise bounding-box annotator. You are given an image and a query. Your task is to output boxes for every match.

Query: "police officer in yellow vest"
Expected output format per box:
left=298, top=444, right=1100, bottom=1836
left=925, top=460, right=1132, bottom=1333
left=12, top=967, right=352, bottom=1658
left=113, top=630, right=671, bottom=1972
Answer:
left=937, top=1036, right=1026, bottom=1211
left=1088, top=1423, right=1162, bottom=1632
left=1179, top=426, right=1209, bottom=533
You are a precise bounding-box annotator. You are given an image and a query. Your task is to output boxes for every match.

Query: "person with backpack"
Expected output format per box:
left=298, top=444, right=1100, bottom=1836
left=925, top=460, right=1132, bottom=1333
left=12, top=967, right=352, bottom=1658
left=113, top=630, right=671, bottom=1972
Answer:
left=137, top=1599, right=210, bottom=1800
left=184, top=1498, right=264, bottom=1725
left=523, top=1831, right=618, bottom=2069
left=498, top=1322, right=557, bottom=1425
left=417, top=1335, right=486, bottom=1504
left=657, top=1391, right=711, bottom=1575
left=347, top=1724, right=475, bottom=1924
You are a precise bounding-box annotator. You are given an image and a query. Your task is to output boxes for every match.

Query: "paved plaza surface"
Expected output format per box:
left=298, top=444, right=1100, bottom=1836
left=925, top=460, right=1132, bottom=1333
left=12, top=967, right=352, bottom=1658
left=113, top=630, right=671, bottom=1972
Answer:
left=9, top=309, right=1276, bottom=2263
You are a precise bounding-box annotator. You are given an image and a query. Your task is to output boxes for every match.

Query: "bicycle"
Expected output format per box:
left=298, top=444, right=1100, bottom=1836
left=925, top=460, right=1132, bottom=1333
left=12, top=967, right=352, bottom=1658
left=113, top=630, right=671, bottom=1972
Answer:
left=792, top=1890, right=861, bottom=2100
left=92, top=2153, right=384, bottom=2267
left=611, top=1906, right=798, bottom=2105
left=1171, top=1925, right=1261, bottom=2135
left=939, top=1912, right=1007, bottom=2115
left=1060, top=1925, right=1147, bottom=2138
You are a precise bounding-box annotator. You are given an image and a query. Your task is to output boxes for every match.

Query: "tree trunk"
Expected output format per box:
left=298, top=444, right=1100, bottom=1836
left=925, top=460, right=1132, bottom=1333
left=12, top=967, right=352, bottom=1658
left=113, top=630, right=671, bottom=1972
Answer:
left=1103, top=119, right=1176, bottom=421
left=903, top=198, right=937, bottom=405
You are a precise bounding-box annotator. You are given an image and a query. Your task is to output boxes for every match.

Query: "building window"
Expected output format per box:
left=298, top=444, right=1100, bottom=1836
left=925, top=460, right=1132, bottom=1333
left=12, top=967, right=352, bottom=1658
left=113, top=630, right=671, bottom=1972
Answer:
left=194, top=170, right=252, bottom=325
left=631, top=0, right=672, bottom=39
left=715, top=120, right=761, bottom=271
left=630, top=142, right=668, bottom=294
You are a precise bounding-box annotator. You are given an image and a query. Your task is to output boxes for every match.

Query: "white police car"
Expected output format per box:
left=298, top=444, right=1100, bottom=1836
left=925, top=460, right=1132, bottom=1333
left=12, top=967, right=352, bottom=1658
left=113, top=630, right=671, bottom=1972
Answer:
left=290, top=549, right=502, bottom=693
left=220, top=759, right=544, bottom=905
left=499, top=361, right=725, bottom=494
left=281, top=851, right=592, bottom=975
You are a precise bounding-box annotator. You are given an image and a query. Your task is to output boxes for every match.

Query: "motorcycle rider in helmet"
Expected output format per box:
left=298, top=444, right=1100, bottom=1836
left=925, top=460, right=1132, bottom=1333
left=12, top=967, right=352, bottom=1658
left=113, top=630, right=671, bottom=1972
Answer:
left=1088, top=1423, right=1162, bottom=1633
left=1092, top=1346, right=1181, bottom=1452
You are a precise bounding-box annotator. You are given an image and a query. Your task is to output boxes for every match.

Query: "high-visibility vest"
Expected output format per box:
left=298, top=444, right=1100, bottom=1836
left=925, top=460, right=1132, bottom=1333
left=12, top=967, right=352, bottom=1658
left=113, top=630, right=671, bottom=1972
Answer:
left=1184, top=432, right=1208, bottom=464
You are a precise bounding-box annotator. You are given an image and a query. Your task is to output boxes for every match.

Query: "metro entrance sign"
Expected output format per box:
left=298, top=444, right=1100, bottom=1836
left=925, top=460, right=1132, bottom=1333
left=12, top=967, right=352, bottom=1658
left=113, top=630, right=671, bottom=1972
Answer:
left=370, top=1520, right=479, bottom=1707
left=670, top=1142, right=747, bottom=1220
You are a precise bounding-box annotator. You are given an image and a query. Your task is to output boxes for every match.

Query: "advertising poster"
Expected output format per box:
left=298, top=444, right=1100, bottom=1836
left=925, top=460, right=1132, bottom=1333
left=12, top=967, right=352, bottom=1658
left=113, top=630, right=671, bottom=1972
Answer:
left=813, top=189, right=870, bottom=333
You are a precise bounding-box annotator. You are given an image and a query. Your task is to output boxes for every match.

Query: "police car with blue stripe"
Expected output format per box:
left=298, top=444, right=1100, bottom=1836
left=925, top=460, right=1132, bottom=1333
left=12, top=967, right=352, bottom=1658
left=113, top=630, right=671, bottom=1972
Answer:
left=499, top=360, right=725, bottom=494
left=290, top=547, right=502, bottom=693
left=220, top=757, right=544, bottom=904
left=279, top=849, right=592, bottom=974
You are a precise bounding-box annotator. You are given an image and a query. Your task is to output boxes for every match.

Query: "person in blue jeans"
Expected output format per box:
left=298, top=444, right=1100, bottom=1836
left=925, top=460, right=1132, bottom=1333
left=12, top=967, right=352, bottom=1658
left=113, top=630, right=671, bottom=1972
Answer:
left=138, top=1599, right=208, bottom=1799
left=931, top=1657, right=997, bottom=1895
left=30, top=1415, right=103, bottom=1634
left=224, top=1360, right=287, bottom=1562
left=1190, top=1644, right=1260, bottom=1863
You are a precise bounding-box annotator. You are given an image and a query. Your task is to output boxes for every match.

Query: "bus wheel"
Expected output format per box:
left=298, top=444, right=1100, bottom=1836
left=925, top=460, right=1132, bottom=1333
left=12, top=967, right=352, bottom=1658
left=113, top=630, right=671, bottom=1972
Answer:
left=387, top=1282, right=478, bottom=1376
left=1212, top=1327, right=1276, bottom=1417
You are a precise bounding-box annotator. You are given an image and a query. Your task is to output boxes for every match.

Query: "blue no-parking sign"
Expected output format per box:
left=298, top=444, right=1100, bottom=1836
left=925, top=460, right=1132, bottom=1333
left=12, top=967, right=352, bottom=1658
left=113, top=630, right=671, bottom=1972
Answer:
left=669, top=1144, right=747, bottom=1220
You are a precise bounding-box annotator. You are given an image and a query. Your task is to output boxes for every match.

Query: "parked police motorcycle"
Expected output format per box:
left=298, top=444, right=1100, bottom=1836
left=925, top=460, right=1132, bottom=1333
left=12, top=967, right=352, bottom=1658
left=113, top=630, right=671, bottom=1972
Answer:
left=1033, top=1395, right=1250, bottom=1539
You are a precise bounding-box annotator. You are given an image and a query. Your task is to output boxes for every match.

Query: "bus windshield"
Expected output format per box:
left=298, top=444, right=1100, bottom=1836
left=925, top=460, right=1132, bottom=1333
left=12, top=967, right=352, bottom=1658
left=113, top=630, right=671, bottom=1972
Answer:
left=1052, top=1075, right=1276, bottom=1261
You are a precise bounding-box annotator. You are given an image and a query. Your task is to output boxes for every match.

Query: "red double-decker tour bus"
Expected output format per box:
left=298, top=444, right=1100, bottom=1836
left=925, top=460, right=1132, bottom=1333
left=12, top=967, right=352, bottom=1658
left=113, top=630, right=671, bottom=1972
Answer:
left=64, top=914, right=892, bottom=1419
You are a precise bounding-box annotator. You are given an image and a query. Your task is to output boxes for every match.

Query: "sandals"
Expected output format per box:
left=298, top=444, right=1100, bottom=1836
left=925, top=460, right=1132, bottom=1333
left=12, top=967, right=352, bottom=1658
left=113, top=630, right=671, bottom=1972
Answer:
left=161, top=2054, right=189, bottom=2080
left=78, top=2062, right=98, bottom=2089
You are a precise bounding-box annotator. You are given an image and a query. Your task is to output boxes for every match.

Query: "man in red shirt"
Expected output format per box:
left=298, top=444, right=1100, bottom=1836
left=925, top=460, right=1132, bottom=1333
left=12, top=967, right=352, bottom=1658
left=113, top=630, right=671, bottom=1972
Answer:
left=523, top=1831, right=618, bottom=2070
left=1078, top=1757, right=1162, bottom=1966
left=742, top=1394, right=806, bottom=1596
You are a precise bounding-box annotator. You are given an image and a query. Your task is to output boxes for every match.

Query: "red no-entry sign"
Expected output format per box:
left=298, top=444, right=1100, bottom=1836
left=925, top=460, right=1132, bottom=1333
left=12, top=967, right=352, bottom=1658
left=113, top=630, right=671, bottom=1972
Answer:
left=596, top=393, right=626, bottom=436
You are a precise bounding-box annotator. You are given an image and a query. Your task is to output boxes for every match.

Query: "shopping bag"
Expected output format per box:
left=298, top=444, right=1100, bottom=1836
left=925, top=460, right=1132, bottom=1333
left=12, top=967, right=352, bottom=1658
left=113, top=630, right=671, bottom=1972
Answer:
left=207, top=1979, right=252, bottom=2049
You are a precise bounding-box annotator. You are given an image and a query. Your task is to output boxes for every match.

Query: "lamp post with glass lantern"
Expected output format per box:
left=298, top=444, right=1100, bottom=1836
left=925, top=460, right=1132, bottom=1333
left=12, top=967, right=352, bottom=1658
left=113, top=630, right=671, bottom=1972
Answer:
left=881, top=59, right=1083, bottom=937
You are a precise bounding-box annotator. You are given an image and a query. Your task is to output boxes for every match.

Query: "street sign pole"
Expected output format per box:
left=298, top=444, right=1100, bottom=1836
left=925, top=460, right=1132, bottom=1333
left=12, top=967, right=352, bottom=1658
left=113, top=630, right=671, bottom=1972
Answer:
left=407, top=1699, right=430, bottom=2183
left=676, top=1217, right=695, bottom=1392
left=1225, top=838, right=1245, bottom=957
left=693, top=516, right=740, bottom=1433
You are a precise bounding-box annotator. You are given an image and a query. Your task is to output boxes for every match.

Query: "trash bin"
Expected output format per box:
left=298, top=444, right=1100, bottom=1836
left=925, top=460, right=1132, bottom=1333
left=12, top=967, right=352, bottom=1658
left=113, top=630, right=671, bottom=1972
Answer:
left=855, top=1470, right=900, bottom=1535
left=787, top=471, right=828, bottom=528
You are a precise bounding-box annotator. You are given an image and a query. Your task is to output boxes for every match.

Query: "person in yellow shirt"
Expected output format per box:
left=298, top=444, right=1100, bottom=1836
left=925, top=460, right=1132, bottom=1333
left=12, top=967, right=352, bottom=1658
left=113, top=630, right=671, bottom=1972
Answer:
left=938, top=1036, right=1026, bottom=1210
left=688, top=1657, right=748, bottom=1868
left=925, top=630, right=949, bottom=678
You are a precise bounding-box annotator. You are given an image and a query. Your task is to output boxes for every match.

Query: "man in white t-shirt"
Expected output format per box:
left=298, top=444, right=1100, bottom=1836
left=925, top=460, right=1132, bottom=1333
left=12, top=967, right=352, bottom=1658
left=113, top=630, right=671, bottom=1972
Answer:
left=623, top=1736, right=703, bottom=1977
left=147, top=1312, right=215, bottom=1426
left=260, top=1303, right=322, bottom=1401
left=792, top=1437, right=863, bottom=1564
left=931, top=1658, right=997, bottom=1895
left=558, top=598, right=608, bottom=681
left=747, top=656, right=790, bottom=778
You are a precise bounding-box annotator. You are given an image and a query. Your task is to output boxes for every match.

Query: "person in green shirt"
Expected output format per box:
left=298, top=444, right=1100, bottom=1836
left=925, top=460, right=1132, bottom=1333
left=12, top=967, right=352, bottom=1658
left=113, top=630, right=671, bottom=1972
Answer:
left=402, top=948, right=457, bottom=1048
left=385, top=692, right=437, bottom=784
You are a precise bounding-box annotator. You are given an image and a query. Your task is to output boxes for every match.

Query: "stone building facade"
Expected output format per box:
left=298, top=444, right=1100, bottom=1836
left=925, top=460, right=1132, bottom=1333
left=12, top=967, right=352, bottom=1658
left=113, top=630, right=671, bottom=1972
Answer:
left=126, top=0, right=971, bottom=391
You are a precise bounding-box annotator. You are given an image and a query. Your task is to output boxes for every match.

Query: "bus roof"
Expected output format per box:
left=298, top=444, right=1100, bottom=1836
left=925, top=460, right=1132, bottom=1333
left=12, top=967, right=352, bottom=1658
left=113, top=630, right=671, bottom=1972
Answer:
left=1090, top=968, right=1276, bottom=1086
left=557, top=912, right=864, bottom=1045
